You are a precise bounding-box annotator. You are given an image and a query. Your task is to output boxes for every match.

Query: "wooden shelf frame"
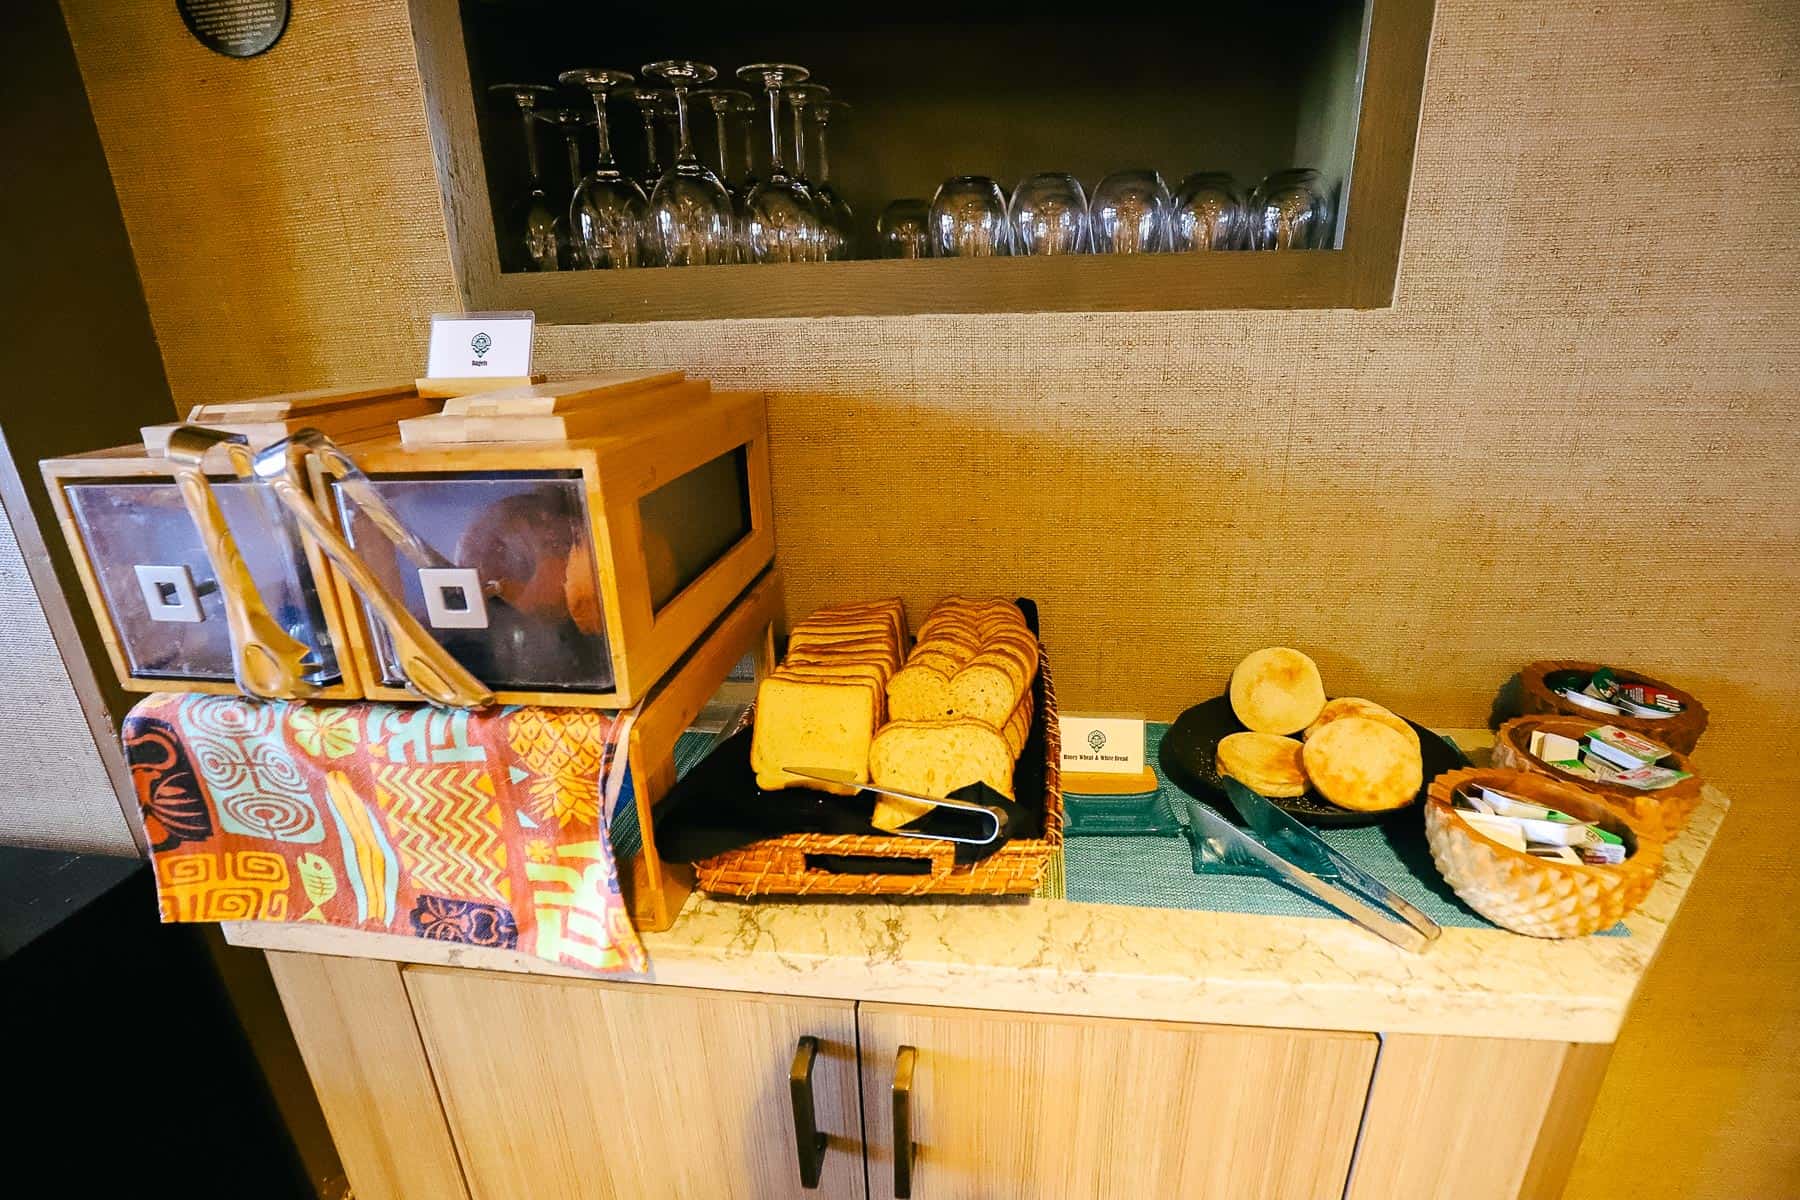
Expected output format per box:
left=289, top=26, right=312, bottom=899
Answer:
left=411, top=0, right=1436, bottom=321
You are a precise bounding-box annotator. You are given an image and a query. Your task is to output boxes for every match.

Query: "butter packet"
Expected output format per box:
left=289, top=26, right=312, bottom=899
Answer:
left=1585, top=725, right=1668, bottom=769
left=1609, top=763, right=1692, bottom=791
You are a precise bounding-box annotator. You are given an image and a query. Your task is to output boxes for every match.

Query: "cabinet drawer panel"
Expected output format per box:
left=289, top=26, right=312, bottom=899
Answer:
left=405, top=967, right=865, bottom=1200
left=858, top=1002, right=1376, bottom=1200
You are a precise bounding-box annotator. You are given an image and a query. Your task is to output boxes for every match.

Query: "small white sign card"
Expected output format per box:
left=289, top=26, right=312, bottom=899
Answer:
left=1058, top=715, right=1147, bottom=775
left=426, top=311, right=535, bottom=379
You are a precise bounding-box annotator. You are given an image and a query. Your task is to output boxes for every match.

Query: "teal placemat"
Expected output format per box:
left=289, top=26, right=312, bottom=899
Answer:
left=1060, top=723, right=1629, bottom=937
left=608, top=730, right=717, bottom=862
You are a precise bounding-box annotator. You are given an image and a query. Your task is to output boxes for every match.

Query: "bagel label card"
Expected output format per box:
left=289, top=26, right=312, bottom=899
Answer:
left=426, top=311, right=535, bottom=378
left=1059, top=715, right=1146, bottom=774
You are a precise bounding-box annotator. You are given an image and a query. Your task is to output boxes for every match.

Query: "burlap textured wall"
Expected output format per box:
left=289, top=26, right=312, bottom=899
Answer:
left=60, top=0, right=1800, bottom=1194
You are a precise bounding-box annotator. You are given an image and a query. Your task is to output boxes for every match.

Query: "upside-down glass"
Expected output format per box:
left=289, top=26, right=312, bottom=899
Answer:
left=877, top=198, right=930, bottom=259
left=640, top=60, right=735, bottom=267
left=1249, top=168, right=1327, bottom=250
left=488, top=83, right=560, bottom=271
left=533, top=107, right=593, bottom=269
left=1009, top=172, right=1089, bottom=255
left=929, top=176, right=1011, bottom=257
left=629, top=88, right=672, bottom=192
left=558, top=67, right=649, bottom=270
left=808, top=99, right=855, bottom=260
left=736, top=63, right=824, bottom=263
left=1090, top=169, right=1171, bottom=254
left=1171, top=172, right=1246, bottom=251
left=781, top=84, right=834, bottom=260
left=696, top=87, right=757, bottom=263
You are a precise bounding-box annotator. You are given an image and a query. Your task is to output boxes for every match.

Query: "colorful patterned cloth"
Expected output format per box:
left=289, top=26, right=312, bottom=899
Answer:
left=123, top=694, right=648, bottom=974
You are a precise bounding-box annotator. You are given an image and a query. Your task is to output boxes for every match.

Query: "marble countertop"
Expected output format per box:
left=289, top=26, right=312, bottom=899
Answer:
left=225, top=731, right=1730, bottom=1043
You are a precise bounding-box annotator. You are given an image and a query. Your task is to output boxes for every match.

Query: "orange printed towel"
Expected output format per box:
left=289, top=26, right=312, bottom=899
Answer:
left=123, top=694, right=648, bottom=974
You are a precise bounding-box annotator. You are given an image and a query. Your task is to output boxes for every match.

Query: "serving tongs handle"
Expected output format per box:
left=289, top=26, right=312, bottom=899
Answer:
left=783, top=768, right=1006, bottom=846
left=246, top=429, right=494, bottom=710
left=164, top=426, right=320, bottom=701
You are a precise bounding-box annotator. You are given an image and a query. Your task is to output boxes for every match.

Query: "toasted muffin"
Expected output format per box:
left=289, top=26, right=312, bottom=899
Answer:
left=1301, top=716, right=1423, bottom=812
left=1303, top=697, right=1420, bottom=751
left=1215, top=732, right=1309, bottom=798
left=1228, top=647, right=1327, bottom=735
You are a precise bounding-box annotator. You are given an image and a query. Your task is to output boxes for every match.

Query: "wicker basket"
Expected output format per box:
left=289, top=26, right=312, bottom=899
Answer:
left=1493, top=716, right=1703, bottom=839
left=1425, top=768, right=1661, bottom=939
left=693, top=650, right=1064, bottom=897
left=1519, top=660, right=1708, bottom=753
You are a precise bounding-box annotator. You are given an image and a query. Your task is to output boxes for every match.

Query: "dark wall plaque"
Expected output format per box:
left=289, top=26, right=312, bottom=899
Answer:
left=176, top=0, right=289, bottom=59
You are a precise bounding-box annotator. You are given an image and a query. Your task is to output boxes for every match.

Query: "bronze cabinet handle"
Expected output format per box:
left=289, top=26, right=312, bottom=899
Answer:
left=788, top=1037, right=826, bottom=1189
left=893, top=1045, right=918, bottom=1198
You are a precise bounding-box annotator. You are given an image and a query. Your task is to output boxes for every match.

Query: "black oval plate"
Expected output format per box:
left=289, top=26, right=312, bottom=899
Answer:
left=1158, top=695, right=1467, bottom=828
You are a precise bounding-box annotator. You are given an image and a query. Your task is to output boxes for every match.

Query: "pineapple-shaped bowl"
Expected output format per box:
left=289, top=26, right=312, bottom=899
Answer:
left=1493, top=716, right=1703, bottom=840
left=1519, top=660, right=1708, bottom=753
left=1425, top=767, right=1662, bottom=939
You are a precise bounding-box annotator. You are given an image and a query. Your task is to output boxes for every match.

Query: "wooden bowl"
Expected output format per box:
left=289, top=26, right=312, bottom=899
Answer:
left=1493, top=716, right=1703, bottom=839
left=1425, top=768, right=1661, bottom=939
left=1519, top=660, right=1707, bottom=753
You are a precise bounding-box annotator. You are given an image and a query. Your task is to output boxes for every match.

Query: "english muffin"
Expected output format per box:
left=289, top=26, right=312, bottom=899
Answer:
left=1228, top=647, right=1327, bottom=735
left=1215, top=732, right=1308, bottom=798
left=1303, top=697, right=1420, bottom=751
left=1301, top=716, right=1423, bottom=812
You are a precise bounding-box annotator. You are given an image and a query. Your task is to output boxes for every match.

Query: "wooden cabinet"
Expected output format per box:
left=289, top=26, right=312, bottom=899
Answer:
left=856, top=1003, right=1376, bottom=1200
left=403, top=966, right=864, bottom=1200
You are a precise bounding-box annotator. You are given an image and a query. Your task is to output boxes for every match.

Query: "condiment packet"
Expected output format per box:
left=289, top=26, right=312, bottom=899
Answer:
left=1580, top=752, right=1625, bottom=782
left=1460, top=811, right=1528, bottom=851
left=1583, top=668, right=1623, bottom=704
left=1529, top=730, right=1584, bottom=763
left=1617, top=680, right=1684, bottom=715
left=1585, top=725, right=1668, bottom=770
left=1609, top=763, right=1693, bottom=791
left=1557, top=686, right=1627, bottom=716
left=1547, top=756, right=1602, bottom=780
left=1579, top=842, right=1627, bottom=866
left=1527, top=844, right=1582, bottom=864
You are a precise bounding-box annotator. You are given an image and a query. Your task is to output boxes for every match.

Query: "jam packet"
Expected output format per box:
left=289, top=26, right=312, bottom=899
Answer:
left=1585, top=725, right=1669, bottom=770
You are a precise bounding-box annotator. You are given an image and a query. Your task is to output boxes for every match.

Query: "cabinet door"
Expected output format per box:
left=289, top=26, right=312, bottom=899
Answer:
left=858, top=1002, right=1376, bottom=1200
left=404, top=966, right=865, bottom=1200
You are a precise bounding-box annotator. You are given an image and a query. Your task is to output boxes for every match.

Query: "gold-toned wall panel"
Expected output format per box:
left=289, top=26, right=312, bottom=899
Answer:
left=59, top=1, right=1800, bottom=1197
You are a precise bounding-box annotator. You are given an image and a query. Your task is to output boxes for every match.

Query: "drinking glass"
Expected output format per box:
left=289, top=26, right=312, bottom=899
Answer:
left=533, top=106, right=593, bottom=269
left=735, top=63, right=825, bottom=263
left=1249, top=168, right=1327, bottom=250
left=696, top=87, right=757, bottom=263
left=929, top=176, right=1010, bottom=257
left=558, top=67, right=649, bottom=270
left=1171, top=172, right=1246, bottom=251
left=782, top=84, right=835, bottom=261
left=628, top=88, right=672, bottom=192
left=808, top=99, right=855, bottom=260
left=1008, top=172, right=1089, bottom=255
left=640, top=60, right=735, bottom=267
left=488, top=83, right=560, bottom=271
left=876, top=199, right=930, bottom=259
left=1089, top=169, right=1171, bottom=254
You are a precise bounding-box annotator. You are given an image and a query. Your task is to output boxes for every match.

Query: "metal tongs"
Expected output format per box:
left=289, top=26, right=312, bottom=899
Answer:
left=165, top=425, right=493, bottom=708
left=784, top=767, right=1007, bottom=846
left=1188, top=779, right=1442, bottom=953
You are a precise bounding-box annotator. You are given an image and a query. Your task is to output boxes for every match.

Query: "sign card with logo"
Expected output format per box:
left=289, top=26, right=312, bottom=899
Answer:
left=426, top=311, right=535, bottom=379
left=1059, top=714, right=1158, bottom=796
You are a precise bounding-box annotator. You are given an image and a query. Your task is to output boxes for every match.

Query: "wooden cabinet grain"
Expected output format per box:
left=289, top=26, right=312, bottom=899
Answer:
left=403, top=965, right=865, bottom=1199
left=856, top=1002, right=1377, bottom=1200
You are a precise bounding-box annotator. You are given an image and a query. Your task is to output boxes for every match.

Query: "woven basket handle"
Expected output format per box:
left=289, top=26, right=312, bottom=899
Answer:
left=801, top=841, right=957, bottom=878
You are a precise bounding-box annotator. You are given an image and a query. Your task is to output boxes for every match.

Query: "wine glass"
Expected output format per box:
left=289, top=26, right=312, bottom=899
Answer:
left=781, top=84, right=834, bottom=261
left=558, top=67, right=649, bottom=270
left=1171, top=172, right=1246, bottom=251
left=808, top=99, right=855, bottom=260
left=1008, top=172, right=1089, bottom=255
left=877, top=199, right=930, bottom=259
left=1249, top=168, right=1327, bottom=250
left=1090, top=169, right=1171, bottom=254
left=640, top=61, right=735, bottom=267
left=487, top=83, right=560, bottom=271
left=736, top=63, right=825, bottom=263
left=696, top=87, right=757, bottom=263
left=929, top=176, right=1011, bottom=256
left=628, top=88, right=672, bottom=193
left=532, top=106, right=593, bottom=269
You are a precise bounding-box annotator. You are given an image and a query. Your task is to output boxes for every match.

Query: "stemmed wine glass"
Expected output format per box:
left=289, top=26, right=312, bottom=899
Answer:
left=1249, top=168, right=1328, bottom=249
left=1090, top=169, right=1172, bottom=253
left=696, top=87, right=757, bottom=263
left=628, top=88, right=672, bottom=193
left=807, top=99, right=855, bottom=260
left=1171, top=172, right=1246, bottom=251
left=1009, top=172, right=1089, bottom=255
left=736, top=63, right=825, bottom=263
left=929, top=176, right=1011, bottom=256
left=640, top=61, right=735, bottom=267
left=782, top=84, right=834, bottom=261
left=533, top=106, right=593, bottom=269
left=488, top=83, right=561, bottom=271
left=558, top=67, right=649, bottom=270
left=877, top=199, right=930, bottom=258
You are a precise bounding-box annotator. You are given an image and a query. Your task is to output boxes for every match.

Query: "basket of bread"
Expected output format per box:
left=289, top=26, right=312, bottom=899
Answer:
left=685, top=596, right=1063, bottom=897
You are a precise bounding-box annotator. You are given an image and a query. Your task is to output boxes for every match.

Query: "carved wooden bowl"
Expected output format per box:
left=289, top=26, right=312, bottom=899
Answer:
left=1425, top=768, right=1661, bottom=939
left=1519, top=660, right=1707, bottom=753
left=1493, top=716, right=1703, bottom=839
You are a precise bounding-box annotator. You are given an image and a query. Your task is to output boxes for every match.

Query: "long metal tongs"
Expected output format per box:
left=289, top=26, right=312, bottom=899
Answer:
left=1194, top=779, right=1442, bottom=953
left=783, top=767, right=1006, bottom=846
